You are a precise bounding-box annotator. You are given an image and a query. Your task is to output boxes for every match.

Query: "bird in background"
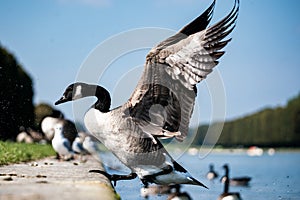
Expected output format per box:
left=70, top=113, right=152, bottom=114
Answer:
left=16, top=126, right=34, bottom=143
left=72, top=135, right=86, bottom=154
left=82, top=134, right=103, bottom=162
left=206, top=163, right=219, bottom=180
left=220, top=164, right=251, bottom=186
left=41, top=116, right=78, bottom=146
left=55, top=0, right=239, bottom=188
left=71, top=132, right=90, bottom=161
left=218, top=164, right=242, bottom=200
left=51, top=123, right=74, bottom=161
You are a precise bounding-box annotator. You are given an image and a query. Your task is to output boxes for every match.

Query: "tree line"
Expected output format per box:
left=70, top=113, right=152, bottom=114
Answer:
left=193, top=94, right=300, bottom=147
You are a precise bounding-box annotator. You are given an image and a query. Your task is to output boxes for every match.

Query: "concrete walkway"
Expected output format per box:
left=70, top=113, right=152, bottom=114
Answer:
left=0, top=156, right=119, bottom=200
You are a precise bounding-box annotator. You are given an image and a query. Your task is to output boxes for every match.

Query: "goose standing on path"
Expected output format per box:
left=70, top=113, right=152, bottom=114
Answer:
left=218, top=164, right=242, bottom=200
left=55, top=0, right=239, bottom=187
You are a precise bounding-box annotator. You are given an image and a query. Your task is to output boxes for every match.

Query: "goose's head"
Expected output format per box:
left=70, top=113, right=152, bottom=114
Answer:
left=55, top=82, right=111, bottom=112
left=55, top=82, right=92, bottom=105
left=223, top=164, right=229, bottom=170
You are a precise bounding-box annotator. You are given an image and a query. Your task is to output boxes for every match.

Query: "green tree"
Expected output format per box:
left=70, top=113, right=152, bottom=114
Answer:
left=0, top=44, right=34, bottom=140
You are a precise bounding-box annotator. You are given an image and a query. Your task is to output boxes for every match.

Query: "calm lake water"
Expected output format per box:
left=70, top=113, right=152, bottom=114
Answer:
left=101, top=150, right=300, bottom=200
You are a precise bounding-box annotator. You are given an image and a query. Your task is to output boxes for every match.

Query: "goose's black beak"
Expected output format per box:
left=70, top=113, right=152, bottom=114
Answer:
left=55, top=96, right=68, bottom=105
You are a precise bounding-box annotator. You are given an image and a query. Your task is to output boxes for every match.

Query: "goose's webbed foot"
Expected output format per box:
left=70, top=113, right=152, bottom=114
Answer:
left=89, top=169, right=137, bottom=186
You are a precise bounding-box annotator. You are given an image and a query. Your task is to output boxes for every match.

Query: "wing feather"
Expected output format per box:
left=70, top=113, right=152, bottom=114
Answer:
left=127, top=0, right=239, bottom=141
left=154, top=0, right=216, bottom=51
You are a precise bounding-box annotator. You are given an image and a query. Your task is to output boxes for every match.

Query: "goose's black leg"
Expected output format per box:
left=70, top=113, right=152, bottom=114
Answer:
left=89, top=169, right=137, bottom=186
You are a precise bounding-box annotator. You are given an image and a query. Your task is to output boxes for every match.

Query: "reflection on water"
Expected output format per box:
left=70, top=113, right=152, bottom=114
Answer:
left=101, top=150, right=300, bottom=200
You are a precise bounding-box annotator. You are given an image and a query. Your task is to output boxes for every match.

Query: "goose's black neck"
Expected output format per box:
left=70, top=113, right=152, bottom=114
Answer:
left=223, top=165, right=229, bottom=193
left=80, top=83, right=111, bottom=113
left=93, top=85, right=111, bottom=112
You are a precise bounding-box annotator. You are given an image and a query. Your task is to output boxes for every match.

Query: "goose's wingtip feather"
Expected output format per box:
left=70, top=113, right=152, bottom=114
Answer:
left=179, top=0, right=216, bottom=36
left=189, top=176, right=209, bottom=189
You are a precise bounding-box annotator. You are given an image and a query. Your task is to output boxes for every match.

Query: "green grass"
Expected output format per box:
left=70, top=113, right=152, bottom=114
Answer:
left=0, top=141, right=56, bottom=166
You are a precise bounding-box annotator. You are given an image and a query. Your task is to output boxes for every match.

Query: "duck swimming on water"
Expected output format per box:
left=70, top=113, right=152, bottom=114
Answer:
left=55, top=0, right=239, bottom=187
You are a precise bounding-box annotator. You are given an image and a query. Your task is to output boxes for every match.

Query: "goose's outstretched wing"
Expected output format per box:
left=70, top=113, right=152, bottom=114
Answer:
left=127, top=0, right=239, bottom=142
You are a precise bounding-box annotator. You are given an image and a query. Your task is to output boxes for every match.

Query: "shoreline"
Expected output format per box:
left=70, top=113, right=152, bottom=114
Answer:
left=0, top=155, right=119, bottom=200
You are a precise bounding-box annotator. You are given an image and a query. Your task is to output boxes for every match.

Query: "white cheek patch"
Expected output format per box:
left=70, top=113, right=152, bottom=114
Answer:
left=73, top=85, right=82, bottom=100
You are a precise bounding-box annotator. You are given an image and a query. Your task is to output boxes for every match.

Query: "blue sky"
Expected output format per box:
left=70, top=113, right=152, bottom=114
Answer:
left=0, top=0, right=299, bottom=124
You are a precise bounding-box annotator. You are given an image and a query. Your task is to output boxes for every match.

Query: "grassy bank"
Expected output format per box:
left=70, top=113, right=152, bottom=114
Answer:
left=0, top=141, right=56, bottom=166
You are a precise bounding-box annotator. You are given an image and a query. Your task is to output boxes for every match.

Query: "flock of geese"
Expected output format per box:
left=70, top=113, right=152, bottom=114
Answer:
left=208, top=164, right=251, bottom=200
left=139, top=163, right=251, bottom=199
left=139, top=163, right=250, bottom=200
left=53, top=0, right=244, bottom=199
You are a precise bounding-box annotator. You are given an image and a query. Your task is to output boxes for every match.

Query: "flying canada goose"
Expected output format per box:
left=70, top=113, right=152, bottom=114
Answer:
left=218, top=164, right=242, bottom=200
left=55, top=0, right=239, bottom=187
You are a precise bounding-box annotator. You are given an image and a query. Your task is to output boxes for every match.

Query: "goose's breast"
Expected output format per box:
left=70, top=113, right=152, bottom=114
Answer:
left=84, top=108, right=163, bottom=166
left=84, top=108, right=108, bottom=136
left=84, top=108, right=120, bottom=138
left=84, top=108, right=131, bottom=149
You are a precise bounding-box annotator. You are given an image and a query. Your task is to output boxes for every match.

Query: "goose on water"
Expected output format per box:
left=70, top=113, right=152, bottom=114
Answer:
left=140, top=184, right=191, bottom=199
left=167, top=184, right=192, bottom=200
left=206, top=163, right=219, bottom=180
left=220, top=164, right=251, bottom=186
left=140, top=184, right=174, bottom=198
left=218, top=164, right=242, bottom=200
left=55, top=0, right=239, bottom=187
left=221, top=176, right=251, bottom=187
